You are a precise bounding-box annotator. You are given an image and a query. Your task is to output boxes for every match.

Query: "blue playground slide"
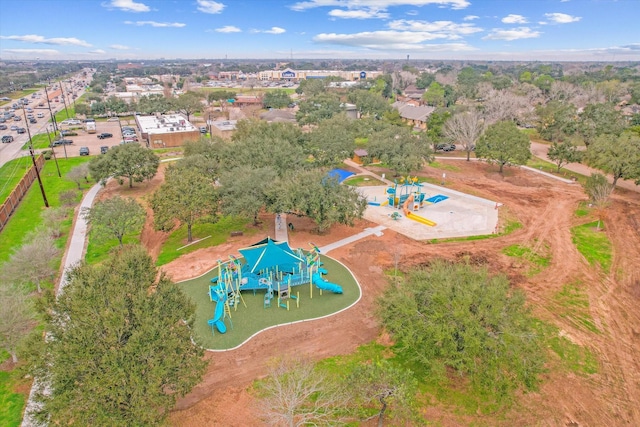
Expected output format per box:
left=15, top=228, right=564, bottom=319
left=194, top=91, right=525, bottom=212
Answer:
left=312, top=273, right=343, bottom=294
left=209, top=286, right=227, bottom=334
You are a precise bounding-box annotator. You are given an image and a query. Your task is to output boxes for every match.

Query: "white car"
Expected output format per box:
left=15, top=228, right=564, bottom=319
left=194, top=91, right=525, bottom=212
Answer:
left=61, top=119, right=82, bottom=125
left=37, top=112, right=44, bottom=118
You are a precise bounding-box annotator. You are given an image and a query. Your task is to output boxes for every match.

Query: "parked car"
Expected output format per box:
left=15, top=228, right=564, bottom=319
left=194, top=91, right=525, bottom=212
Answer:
left=436, top=143, right=456, bottom=152
left=37, top=112, right=45, bottom=118
left=16, top=128, right=26, bottom=134
left=0, top=124, right=7, bottom=130
left=199, top=126, right=207, bottom=134
left=52, top=139, right=73, bottom=146
left=2, top=135, right=14, bottom=143
left=79, top=146, right=90, bottom=156
left=60, top=130, right=78, bottom=136
left=29, top=118, right=37, bottom=124
left=97, top=132, right=113, bottom=139
left=13, top=116, right=21, bottom=121
left=100, top=146, right=109, bottom=154
left=10, top=125, right=18, bottom=131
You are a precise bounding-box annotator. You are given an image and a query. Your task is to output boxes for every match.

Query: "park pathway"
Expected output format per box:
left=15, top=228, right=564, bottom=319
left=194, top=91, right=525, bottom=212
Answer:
left=21, top=183, right=102, bottom=427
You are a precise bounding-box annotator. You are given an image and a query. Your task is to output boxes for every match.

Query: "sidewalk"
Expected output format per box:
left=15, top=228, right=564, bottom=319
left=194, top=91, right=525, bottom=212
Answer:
left=21, top=183, right=102, bottom=427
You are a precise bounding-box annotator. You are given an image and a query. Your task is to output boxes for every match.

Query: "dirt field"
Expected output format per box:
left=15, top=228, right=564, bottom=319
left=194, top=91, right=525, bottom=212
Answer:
left=105, top=159, right=640, bottom=426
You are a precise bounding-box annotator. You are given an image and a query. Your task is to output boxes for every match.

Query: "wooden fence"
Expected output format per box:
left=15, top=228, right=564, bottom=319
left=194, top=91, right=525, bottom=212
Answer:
left=0, top=155, right=45, bottom=232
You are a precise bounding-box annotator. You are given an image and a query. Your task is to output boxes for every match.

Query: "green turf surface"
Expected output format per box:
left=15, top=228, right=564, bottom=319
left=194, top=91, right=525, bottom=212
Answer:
left=180, top=254, right=361, bottom=350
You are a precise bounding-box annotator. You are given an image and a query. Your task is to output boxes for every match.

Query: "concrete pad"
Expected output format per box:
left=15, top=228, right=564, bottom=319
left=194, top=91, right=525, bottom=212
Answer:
left=356, top=183, right=499, bottom=241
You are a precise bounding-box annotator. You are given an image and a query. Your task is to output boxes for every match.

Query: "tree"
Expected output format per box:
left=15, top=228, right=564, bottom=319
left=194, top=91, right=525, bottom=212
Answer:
left=547, top=140, right=583, bottom=172
left=415, top=71, right=435, bottom=89
left=535, top=101, right=577, bottom=143
left=2, top=232, right=60, bottom=293
left=219, top=166, right=277, bottom=225
left=257, top=358, right=346, bottom=427
left=263, top=89, right=292, bottom=109
left=444, top=109, right=485, bottom=161
left=66, top=163, right=90, bottom=190
left=295, top=78, right=327, bottom=97
left=347, top=360, right=417, bottom=427
left=272, top=170, right=367, bottom=234
left=377, top=261, right=545, bottom=402
left=207, top=90, right=236, bottom=105
left=0, top=284, right=34, bottom=363
left=422, top=81, right=445, bottom=107
left=587, top=132, right=640, bottom=187
left=533, top=74, right=555, bottom=95
left=305, top=114, right=357, bottom=167
left=175, top=91, right=204, bottom=122
left=456, top=66, right=481, bottom=99
left=425, top=109, right=451, bottom=151
left=583, top=173, right=613, bottom=230
left=32, top=246, right=206, bottom=426
left=82, top=196, right=146, bottom=247
left=41, top=207, right=69, bottom=238
left=577, top=103, right=626, bottom=147
left=367, top=126, right=433, bottom=176
left=89, top=143, right=159, bottom=188
left=476, top=120, right=531, bottom=173
left=151, top=163, right=218, bottom=242
left=347, top=89, right=391, bottom=118
left=296, top=93, right=343, bottom=125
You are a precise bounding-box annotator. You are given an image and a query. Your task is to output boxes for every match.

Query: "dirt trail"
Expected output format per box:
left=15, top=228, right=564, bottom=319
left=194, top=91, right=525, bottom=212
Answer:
left=128, top=160, right=640, bottom=426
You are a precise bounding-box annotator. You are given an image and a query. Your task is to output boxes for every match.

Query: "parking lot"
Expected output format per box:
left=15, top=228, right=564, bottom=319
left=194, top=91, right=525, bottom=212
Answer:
left=50, top=120, right=140, bottom=157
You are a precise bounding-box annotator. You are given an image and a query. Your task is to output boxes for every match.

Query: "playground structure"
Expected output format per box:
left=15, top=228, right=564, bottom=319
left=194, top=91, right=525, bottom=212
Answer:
left=207, top=238, right=343, bottom=335
left=379, top=176, right=443, bottom=227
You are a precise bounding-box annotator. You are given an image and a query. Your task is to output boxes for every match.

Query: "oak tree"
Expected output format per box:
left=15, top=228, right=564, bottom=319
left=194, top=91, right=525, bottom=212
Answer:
left=476, top=120, right=531, bottom=173
left=82, top=196, right=146, bottom=246
left=89, top=143, right=159, bottom=188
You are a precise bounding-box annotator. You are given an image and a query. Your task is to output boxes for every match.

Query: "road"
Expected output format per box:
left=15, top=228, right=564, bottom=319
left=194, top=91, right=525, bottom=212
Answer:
left=530, top=141, right=639, bottom=193
left=0, top=71, right=90, bottom=168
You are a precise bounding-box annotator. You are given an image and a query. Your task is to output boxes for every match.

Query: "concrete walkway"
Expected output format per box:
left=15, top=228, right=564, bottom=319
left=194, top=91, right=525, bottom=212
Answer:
left=319, top=225, right=387, bottom=254
left=21, top=183, right=102, bottom=427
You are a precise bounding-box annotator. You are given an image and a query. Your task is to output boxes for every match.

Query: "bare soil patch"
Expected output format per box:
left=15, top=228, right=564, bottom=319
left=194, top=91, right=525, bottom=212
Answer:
left=109, top=160, right=640, bottom=426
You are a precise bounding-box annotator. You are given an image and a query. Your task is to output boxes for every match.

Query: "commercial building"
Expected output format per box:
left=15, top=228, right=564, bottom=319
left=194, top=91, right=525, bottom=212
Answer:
left=136, top=114, right=200, bottom=148
left=258, top=68, right=382, bottom=82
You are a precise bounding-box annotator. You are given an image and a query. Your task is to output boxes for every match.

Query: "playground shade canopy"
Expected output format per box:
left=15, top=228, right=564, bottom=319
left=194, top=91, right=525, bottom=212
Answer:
left=239, top=238, right=304, bottom=274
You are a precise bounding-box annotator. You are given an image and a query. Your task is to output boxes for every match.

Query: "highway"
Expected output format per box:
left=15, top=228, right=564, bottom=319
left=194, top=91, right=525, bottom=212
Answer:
left=0, top=71, right=89, bottom=168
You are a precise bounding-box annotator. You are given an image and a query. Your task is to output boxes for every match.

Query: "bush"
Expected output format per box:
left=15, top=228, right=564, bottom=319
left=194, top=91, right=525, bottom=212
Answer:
left=59, top=190, right=80, bottom=207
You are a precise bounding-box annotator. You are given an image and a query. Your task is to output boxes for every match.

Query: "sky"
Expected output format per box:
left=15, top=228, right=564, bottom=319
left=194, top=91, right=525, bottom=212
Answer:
left=0, top=0, right=639, bottom=62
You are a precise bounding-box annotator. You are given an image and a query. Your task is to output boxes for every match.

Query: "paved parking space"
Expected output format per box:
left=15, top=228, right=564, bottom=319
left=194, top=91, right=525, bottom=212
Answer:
left=50, top=120, right=140, bottom=157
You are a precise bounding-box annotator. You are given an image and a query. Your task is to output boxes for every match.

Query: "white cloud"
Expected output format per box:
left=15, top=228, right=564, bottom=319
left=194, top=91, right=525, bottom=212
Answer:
left=291, top=0, right=470, bottom=12
left=483, top=27, right=540, bottom=41
left=2, top=48, right=59, bottom=55
left=124, top=20, right=186, bottom=27
left=110, top=44, right=131, bottom=50
left=314, top=30, right=476, bottom=50
left=544, top=12, right=581, bottom=23
left=0, top=34, right=92, bottom=47
left=102, top=0, right=150, bottom=12
left=264, top=27, right=286, bottom=34
left=313, top=31, right=464, bottom=49
left=502, top=14, right=527, bottom=24
left=387, top=19, right=482, bottom=38
left=196, top=0, right=225, bottom=14
left=89, top=49, right=107, bottom=54
left=406, top=10, right=419, bottom=16
left=463, top=15, right=479, bottom=21
left=214, top=25, right=241, bottom=33
left=328, top=8, right=389, bottom=19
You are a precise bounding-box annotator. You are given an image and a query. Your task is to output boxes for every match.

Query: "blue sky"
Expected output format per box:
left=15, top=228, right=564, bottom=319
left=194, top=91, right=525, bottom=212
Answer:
left=0, top=0, right=638, bottom=61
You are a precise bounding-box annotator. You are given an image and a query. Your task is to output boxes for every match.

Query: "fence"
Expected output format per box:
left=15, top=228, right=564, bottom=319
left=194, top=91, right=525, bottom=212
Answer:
left=0, top=155, right=45, bottom=232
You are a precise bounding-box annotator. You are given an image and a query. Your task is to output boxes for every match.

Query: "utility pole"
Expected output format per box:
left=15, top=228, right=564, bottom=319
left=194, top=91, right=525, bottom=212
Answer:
left=208, top=112, right=213, bottom=142
left=44, top=82, right=66, bottom=159
left=59, top=81, right=70, bottom=119
left=22, top=105, right=49, bottom=207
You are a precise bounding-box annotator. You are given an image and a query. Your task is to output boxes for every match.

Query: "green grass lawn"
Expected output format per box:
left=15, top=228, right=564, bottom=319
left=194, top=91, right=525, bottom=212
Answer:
left=570, top=221, right=612, bottom=273
left=0, top=372, right=25, bottom=427
left=552, top=281, right=600, bottom=334
left=180, top=255, right=360, bottom=350
left=428, top=160, right=461, bottom=172
left=502, top=242, right=551, bottom=276
left=156, top=216, right=261, bottom=266
left=21, top=132, right=56, bottom=150
left=526, top=158, right=585, bottom=183
left=0, top=157, right=33, bottom=202
left=343, top=175, right=386, bottom=186
left=0, top=157, right=91, bottom=263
